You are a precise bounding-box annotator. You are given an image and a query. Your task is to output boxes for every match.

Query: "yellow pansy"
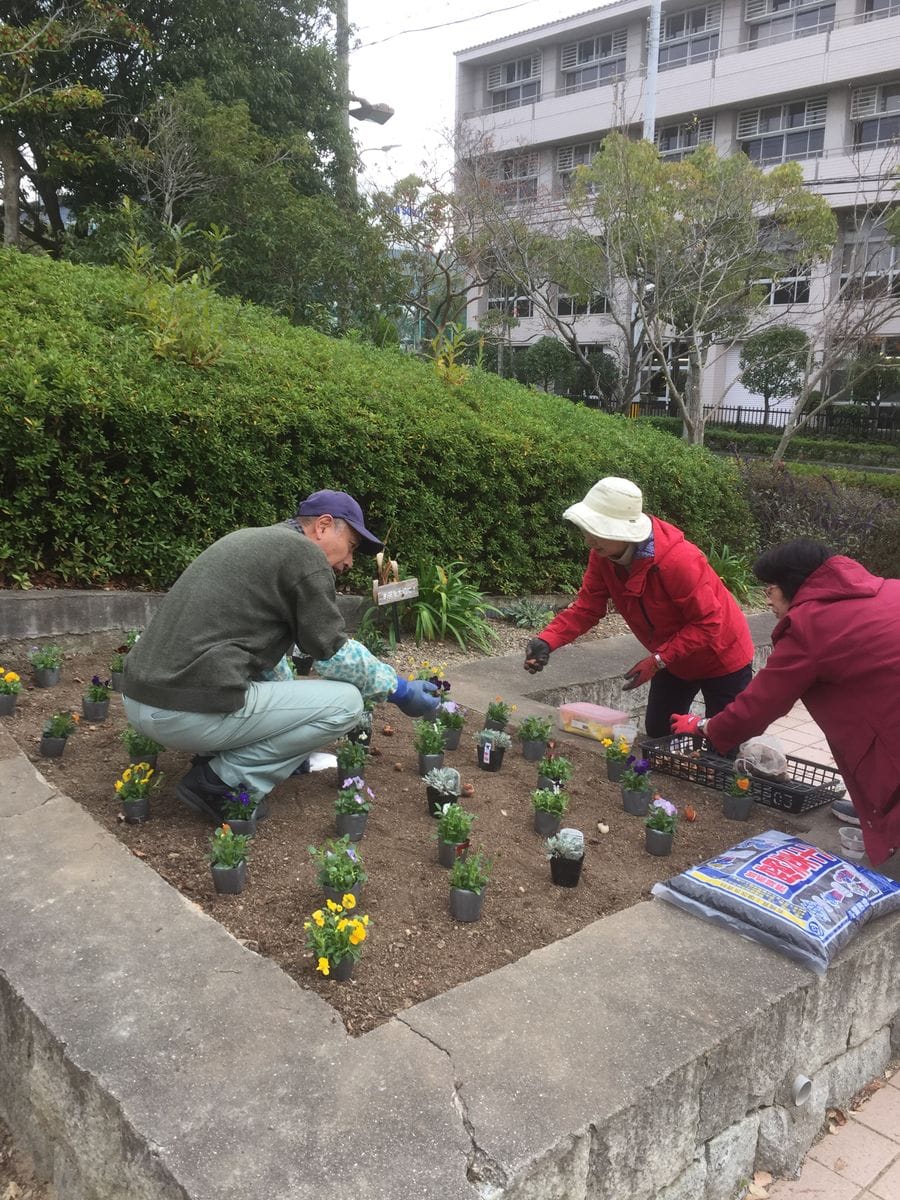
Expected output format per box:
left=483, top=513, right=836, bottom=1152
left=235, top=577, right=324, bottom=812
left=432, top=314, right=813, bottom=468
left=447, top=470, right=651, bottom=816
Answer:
left=122, top=768, right=132, bottom=782
left=361, top=914, right=370, bottom=926
left=303, top=921, right=311, bottom=930
left=4, top=671, right=19, bottom=683
left=341, top=893, right=357, bottom=909
left=326, top=898, right=340, bottom=913
left=115, top=780, right=123, bottom=792
left=316, top=957, right=330, bottom=976
left=336, top=918, right=349, bottom=933
left=348, top=920, right=367, bottom=945
left=312, top=910, right=325, bottom=927
left=601, top=737, right=612, bottom=748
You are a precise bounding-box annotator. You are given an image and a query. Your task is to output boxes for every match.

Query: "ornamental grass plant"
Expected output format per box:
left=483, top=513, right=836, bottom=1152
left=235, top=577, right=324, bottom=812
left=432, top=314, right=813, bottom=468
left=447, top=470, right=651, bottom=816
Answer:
left=304, top=895, right=370, bottom=976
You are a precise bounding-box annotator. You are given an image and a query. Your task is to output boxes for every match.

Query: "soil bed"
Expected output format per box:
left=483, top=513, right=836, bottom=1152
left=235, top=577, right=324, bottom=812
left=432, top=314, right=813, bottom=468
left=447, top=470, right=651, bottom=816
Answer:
left=3, top=635, right=792, bottom=1035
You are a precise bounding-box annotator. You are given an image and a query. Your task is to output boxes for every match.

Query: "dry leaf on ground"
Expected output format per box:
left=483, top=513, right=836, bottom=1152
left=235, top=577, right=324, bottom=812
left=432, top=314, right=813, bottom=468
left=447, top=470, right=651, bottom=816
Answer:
left=753, top=1171, right=773, bottom=1187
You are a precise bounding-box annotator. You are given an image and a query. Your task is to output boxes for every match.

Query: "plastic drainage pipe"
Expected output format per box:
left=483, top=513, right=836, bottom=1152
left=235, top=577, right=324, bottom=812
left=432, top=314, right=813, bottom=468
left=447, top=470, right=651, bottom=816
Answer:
left=791, top=1075, right=812, bottom=1106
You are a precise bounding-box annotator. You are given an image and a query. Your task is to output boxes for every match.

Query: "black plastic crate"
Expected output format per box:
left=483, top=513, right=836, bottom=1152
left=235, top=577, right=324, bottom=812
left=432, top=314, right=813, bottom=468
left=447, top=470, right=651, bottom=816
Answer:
left=638, top=733, right=845, bottom=815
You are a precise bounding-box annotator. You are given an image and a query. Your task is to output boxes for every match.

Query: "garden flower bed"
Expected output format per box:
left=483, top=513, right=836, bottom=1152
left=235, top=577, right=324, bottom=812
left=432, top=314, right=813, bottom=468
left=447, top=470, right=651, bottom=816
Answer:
left=3, top=637, right=795, bottom=1035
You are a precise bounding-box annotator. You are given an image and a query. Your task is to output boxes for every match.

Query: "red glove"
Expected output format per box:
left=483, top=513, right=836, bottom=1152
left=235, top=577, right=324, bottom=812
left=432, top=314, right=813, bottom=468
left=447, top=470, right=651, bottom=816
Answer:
left=671, top=713, right=704, bottom=736
left=622, top=656, right=659, bottom=691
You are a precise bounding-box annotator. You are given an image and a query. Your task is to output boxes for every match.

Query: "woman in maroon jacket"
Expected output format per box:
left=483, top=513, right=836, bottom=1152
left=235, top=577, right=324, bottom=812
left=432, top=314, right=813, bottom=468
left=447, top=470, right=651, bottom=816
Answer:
left=524, top=477, right=754, bottom=737
left=672, top=539, right=900, bottom=868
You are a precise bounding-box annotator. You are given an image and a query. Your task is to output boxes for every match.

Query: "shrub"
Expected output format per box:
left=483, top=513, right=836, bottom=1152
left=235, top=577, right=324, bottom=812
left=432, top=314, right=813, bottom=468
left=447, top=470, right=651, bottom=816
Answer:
left=0, top=250, right=754, bottom=591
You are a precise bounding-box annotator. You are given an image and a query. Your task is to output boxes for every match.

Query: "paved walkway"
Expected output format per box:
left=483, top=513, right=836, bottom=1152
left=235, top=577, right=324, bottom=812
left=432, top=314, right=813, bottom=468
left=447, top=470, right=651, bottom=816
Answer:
left=745, top=704, right=899, bottom=1200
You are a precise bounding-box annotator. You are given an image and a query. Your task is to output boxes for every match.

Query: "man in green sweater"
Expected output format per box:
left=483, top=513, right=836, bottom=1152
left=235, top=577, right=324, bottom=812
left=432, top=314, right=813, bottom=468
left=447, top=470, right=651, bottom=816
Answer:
left=123, top=491, right=439, bottom=821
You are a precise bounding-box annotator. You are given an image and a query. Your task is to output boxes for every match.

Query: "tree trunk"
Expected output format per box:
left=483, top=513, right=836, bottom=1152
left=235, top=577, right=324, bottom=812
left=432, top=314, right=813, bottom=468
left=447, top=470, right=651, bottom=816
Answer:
left=681, top=347, right=705, bottom=446
left=0, top=129, right=21, bottom=246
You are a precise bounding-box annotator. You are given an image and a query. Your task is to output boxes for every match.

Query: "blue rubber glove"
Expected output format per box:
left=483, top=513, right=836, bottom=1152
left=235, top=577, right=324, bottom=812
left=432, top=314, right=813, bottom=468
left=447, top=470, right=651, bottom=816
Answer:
left=389, top=677, right=441, bottom=718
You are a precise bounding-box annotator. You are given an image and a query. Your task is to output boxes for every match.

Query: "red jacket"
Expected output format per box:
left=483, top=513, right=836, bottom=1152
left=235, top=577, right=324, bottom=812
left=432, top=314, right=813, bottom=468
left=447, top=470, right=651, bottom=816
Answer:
left=540, top=517, right=753, bottom=680
left=706, top=557, right=900, bottom=866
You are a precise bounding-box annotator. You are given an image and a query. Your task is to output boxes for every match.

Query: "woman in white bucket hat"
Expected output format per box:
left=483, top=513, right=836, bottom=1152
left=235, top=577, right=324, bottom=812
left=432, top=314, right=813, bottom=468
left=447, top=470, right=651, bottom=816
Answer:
left=523, top=477, right=754, bottom=738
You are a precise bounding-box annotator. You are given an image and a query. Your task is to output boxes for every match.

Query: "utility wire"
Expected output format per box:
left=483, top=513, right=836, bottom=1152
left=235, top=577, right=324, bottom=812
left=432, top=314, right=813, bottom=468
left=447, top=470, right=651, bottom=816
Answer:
left=355, top=0, right=569, bottom=49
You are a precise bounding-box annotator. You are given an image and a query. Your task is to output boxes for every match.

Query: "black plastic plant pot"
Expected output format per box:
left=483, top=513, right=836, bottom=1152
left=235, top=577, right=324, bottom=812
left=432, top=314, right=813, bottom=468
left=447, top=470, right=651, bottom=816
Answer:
left=442, top=727, right=462, bottom=751
left=39, top=735, right=67, bottom=758
left=438, top=839, right=469, bottom=868
left=0, top=695, right=17, bottom=717
left=123, top=797, right=150, bottom=824
left=533, top=808, right=561, bottom=837
left=426, top=786, right=454, bottom=818
left=476, top=746, right=505, bottom=773
left=645, top=827, right=673, bottom=857
left=622, top=788, right=651, bottom=816
left=484, top=718, right=506, bottom=732
left=224, top=814, right=257, bottom=837
left=330, top=956, right=355, bottom=981
left=418, top=752, right=444, bottom=776
left=335, top=811, right=367, bottom=842
left=606, top=760, right=626, bottom=783
left=723, top=794, right=753, bottom=821
left=449, top=886, right=484, bottom=922
left=323, top=881, right=363, bottom=905
left=521, top=739, right=547, bottom=762
left=82, top=699, right=110, bottom=723
left=550, top=854, right=584, bottom=888
left=110, top=671, right=125, bottom=693
left=211, top=861, right=247, bottom=895
left=33, top=668, right=60, bottom=688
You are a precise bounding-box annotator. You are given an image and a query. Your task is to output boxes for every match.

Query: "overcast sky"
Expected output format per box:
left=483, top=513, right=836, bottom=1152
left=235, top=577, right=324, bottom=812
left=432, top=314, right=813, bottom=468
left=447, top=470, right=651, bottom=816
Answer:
left=347, top=0, right=609, bottom=190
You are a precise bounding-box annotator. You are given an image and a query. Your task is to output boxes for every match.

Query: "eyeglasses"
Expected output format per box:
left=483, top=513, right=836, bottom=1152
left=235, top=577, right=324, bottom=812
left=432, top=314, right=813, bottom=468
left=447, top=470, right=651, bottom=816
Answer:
left=762, top=584, right=778, bottom=597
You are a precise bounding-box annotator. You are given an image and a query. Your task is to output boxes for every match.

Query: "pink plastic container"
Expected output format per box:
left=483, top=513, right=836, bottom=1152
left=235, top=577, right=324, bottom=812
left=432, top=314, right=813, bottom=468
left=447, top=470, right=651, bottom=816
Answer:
left=558, top=702, right=631, bottom=743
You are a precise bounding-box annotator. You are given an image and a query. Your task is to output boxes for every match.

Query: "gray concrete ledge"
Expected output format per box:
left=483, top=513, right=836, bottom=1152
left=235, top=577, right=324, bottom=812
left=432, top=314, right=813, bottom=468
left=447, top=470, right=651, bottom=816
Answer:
left=1, top=723, right=898, bottom=1200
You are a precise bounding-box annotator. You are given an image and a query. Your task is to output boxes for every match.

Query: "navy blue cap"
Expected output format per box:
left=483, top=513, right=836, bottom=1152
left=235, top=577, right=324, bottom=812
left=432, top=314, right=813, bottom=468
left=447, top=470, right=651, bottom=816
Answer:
left=297, top=490, right=382, bottom=555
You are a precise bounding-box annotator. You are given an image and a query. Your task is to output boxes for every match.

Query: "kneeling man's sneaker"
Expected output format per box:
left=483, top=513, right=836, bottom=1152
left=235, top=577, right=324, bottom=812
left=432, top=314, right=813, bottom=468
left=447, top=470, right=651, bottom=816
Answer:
left=175, top=760, right=238, bottom=823
left=831, top=799, right=860, bottom=826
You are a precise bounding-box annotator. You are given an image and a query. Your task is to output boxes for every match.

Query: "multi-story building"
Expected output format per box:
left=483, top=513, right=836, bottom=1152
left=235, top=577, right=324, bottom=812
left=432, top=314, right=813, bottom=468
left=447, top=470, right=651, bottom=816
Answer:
left=455, top=1, right=900, bottom=410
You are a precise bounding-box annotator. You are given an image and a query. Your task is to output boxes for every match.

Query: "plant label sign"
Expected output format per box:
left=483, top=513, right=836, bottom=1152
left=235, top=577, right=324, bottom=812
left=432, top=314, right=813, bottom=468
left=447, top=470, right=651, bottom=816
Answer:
left=373, top=578, right=419, bottom=606
left=482, top=741, right=493, bottom=764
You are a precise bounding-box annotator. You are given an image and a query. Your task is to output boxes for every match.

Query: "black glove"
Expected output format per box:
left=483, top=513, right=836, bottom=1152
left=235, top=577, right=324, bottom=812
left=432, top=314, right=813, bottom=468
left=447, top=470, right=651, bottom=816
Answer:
left=524, top=637, right=551, bottom=674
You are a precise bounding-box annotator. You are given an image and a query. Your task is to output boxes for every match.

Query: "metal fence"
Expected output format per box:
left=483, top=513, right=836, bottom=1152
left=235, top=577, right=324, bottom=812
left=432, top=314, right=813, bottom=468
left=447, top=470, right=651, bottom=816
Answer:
left=637, top=401, right=900, bottom=443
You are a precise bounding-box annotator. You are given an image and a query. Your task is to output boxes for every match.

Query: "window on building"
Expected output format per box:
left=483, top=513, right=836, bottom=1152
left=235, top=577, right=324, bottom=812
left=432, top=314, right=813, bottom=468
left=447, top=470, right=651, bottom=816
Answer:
left=486, top=54, right=542, bottom=111
left=556, top=141, right=602, bottom=191
left=744, top=0, right=834, bottom=48
left=495, top=153, right=539, bottom=205
left=755, top=266, right=811, bottom=304
left=851, top=82, right=900, bottom=149
left=840, top=237, right=900, bottom=299
left=658, top=4, right=721, bottom=71
left=656, top=116, right=715, bottom=159
left=487, top=284, right=533, bottom=318
left=864, top=0, right=900, bottom=19
left=556, top=291, right=609, bottom=316
left=560, top=30, right=627, bottom=93
left=737, top=96, right=826, bottom=163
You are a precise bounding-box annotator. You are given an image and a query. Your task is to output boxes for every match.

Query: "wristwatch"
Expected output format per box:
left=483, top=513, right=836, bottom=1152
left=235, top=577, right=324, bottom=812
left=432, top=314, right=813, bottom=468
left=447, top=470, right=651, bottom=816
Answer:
left=653, top=653, right=665, bottom=671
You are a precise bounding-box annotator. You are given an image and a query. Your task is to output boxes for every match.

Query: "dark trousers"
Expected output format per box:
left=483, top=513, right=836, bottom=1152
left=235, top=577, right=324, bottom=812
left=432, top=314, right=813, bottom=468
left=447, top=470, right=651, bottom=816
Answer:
left=644, top=663, right=753, bottom=739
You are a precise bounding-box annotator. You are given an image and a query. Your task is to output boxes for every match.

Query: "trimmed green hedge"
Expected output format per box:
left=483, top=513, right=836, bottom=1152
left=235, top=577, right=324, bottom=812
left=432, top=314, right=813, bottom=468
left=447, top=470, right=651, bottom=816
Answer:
left=642, top=416, right=900, bottom=467
left=0, top=251, right=753, bottom=591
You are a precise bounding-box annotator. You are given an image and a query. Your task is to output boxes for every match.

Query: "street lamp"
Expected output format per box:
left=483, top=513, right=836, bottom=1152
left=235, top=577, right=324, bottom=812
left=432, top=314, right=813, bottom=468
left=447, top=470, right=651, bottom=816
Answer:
left=349, top=95, right=394, bottom=125
left=359, top=144, right=401, bottom=155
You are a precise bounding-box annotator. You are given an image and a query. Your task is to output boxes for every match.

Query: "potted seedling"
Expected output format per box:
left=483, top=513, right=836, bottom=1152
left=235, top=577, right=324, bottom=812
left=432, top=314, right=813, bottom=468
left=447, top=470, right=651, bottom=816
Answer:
left=448, top=850, right=492, bottom=922
left=114, top=761, right=160, bottom=825
left=121, top=724, right=163, bottom=771
left=423, top=766, right=461, bottom=817
left=435, top=801, right=475, bottom=867
left=620, top=756, right=653, bottom=816
left=0, top=667, right=22, bottom=716
left=29, top=644, right=63, bottom=688
left=40, top=710, right=79, bottom=757
left=531, top=787, right=569, bottom=837
left=476, top=728, right=511, bottom=772
left=536, top=748, right=573, bottom=792
left=308, top=836, right=367, bottom=905
left=517, top=715, right=553, bottom=762
left=335, top=776, right=373, bottom=841
left=82, top=675, right=112, bottom=722
left=304, top=894, right=370, bottom=981
left=484, top=696, right=515, bottom=732
left=221, top=787, right=263, bottom=836
left=601, top=735, right=631, bottom=783
left=723, top=773, right=753, bottom=821
left=644, top=797, right=678, bottom=856
left=109, top=645, right=128, bottom=692
left=207, top=824, right=250, bottom=895
left=545, top=828, right=585, bottom=887
left=436, top=699, right=466, bottom=751
left=414, top=718, right=445, bottom=775
left=336, top=738, right=367, bottom=782
left=347, top=700, right=374, bottom=752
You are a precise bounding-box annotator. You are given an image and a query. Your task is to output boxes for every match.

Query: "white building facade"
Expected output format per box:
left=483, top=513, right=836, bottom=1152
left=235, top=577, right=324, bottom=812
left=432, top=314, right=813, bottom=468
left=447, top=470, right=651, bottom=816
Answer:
left=454, top=0, right=900, bottom=411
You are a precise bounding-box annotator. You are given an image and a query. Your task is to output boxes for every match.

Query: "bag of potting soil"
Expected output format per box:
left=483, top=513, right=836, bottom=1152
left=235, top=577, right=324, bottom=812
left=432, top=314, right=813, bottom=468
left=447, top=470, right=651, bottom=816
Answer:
left=651, top=830, right=900, bottom=974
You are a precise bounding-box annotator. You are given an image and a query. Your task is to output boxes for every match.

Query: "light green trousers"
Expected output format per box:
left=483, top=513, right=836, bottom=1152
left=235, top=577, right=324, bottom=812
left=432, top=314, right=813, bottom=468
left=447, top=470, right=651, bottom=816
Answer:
left=123, top=680, right=363, bottom=797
